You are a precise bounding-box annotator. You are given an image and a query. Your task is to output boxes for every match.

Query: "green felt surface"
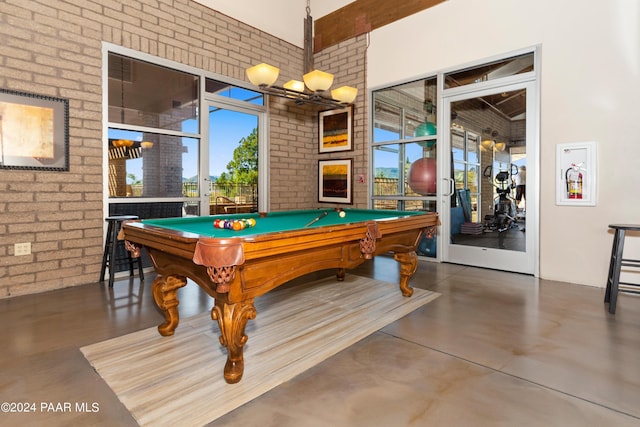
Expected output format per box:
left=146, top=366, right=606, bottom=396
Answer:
left=141, top=209, right=425, bottom=238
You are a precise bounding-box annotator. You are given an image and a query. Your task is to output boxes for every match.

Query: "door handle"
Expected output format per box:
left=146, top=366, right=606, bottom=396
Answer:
left=443, top=178, right=455, bottom=197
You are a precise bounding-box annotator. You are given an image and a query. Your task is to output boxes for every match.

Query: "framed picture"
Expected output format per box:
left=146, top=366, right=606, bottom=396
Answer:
left=0, top=89, right=69, bottom=171
left=318, top=105, right=353, bottom=153
left=555, top=141, right=597, bottom=206
left=318, top=158, right=352, bottom=204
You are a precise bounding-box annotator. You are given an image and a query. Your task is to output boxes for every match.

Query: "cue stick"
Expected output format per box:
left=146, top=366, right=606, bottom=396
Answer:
left=304, top=210, right=329, bottom=227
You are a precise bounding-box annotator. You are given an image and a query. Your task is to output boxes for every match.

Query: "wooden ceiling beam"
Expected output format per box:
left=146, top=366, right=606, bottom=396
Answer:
left=314, top=0, right=447, bottom=52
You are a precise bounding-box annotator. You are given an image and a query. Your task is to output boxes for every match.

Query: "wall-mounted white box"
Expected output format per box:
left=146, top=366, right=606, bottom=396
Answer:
left=14, top=242, right=31, bottom=256
left=556, top=141, right=597, bottom=206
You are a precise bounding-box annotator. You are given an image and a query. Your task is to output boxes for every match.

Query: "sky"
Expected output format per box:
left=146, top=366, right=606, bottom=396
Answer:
left=207, top=108, right=258, bottom=178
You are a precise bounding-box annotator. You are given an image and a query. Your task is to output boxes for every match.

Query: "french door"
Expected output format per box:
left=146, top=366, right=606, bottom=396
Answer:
left=440, top=81, right=538, bottom=274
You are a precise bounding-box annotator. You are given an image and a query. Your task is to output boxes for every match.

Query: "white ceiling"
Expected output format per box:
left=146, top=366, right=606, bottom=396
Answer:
left=193, top=0, right=353, bottom=47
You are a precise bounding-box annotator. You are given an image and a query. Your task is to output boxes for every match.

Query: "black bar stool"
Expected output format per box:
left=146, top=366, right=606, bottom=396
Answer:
left=605, top=224, right=640, bottom=314
left=100, top=215, right=144, bottom=288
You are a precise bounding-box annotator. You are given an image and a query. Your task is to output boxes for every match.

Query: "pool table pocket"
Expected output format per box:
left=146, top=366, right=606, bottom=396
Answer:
left=193, top=238, right=245, bottom=293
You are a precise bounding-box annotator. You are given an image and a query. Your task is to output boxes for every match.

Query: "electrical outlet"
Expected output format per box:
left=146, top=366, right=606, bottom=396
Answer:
left=14, top=242, right=31, bottom=256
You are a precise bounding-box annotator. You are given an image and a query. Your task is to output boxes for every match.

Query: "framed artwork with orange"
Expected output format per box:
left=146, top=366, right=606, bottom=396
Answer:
left=0, top=89, right=69, bottom=171
left=318, top=105, right=353, bottom=153
left=318, top=158, right=352, bottom=204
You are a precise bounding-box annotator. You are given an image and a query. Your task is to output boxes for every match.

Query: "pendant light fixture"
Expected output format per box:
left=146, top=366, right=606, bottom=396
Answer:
left=245, top=3, right=357, bottom=108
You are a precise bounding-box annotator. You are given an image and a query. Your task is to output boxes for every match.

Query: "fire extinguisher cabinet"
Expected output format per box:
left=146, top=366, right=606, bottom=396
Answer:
left=556, top=141, right=597, bottom=206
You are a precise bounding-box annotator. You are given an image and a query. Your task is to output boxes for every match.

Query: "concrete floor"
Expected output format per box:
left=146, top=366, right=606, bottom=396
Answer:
left=1, top=257, right=639, bottom=426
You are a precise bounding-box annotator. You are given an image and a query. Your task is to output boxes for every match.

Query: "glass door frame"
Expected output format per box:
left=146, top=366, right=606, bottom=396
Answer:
left=201, top=94, right=268, bottom=216
left=439, top=76, right=539, bottom=275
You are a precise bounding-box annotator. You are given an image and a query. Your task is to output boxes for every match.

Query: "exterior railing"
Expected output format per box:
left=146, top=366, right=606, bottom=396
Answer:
left=182, top=182, right=257, bottom=203
left=181, top=182, right=257, bottom=215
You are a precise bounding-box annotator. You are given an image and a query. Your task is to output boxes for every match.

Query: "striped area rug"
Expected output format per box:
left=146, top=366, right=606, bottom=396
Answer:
left=81, top=275, right=439, bottom=426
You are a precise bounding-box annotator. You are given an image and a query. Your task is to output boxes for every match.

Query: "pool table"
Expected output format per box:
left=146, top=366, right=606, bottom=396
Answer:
left=121, top=208, right=438, bottom=384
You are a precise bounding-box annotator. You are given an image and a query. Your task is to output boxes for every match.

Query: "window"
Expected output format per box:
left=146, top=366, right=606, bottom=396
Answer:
left=205, top=78, right=264, bottom=106
left=444, top=52, right=534, bottom=89
left=372, top=77, right=438, bottom=212
left=107, top=52, right=199, bottom=199
left=106, top=50, right=268, bottom=218
left=451, top=130, right=480, bottom=222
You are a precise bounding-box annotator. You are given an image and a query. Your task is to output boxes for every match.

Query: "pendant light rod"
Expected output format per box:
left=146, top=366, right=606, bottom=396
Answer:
left=304, top=0, right=313, bottom=74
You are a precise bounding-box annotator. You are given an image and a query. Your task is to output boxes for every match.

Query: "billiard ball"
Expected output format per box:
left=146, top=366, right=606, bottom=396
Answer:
left=338, top=210, right=346, bottom=218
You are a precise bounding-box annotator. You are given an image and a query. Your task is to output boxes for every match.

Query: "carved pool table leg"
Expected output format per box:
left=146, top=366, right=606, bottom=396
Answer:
left=211, top=299, right=257, bottom=384
left=336, top=268, right=346, bottom=281
left=152, top=274, right=188, bottom=336
left=394, top=251, right=418, bottom=297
